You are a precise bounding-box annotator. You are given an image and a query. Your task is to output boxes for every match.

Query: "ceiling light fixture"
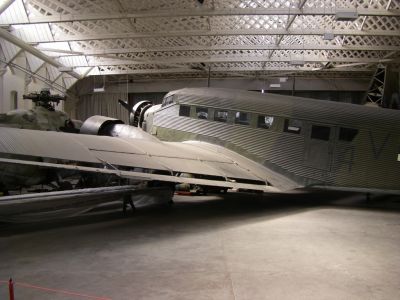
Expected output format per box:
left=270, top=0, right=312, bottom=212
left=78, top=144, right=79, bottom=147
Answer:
left=335, top=8, right=358, bottom=21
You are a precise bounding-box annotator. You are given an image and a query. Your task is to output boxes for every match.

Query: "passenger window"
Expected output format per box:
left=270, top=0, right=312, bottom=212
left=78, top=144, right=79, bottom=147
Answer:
left=284, top=119, right=302, bottom=134
left=311, top=125, right=330, bottom=141
left=258, top=115, right=274, bottom=129
left=339, top=127, right=358, bottom=141
left=196, top=107, right=208, bottom=120
left=214, top=110, right=228, bottom=122
left=179, top=105, right=190, bottom=117
left=235, top=111, right=250, bottom=125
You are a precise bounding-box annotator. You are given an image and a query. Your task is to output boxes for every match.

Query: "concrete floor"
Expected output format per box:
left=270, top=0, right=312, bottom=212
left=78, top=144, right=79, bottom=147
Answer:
left=0, top=192, right=400, bottom=300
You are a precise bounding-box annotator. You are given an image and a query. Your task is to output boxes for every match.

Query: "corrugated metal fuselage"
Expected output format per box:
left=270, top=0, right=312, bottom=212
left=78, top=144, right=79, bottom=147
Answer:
left=148, top=88, right=400, bottom=192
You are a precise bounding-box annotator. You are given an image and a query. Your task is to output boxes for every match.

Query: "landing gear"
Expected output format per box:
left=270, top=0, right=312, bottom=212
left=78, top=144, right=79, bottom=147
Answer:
left=57, top=181, right=73, bottom=191
left=122, top=194, right=135, bottom=216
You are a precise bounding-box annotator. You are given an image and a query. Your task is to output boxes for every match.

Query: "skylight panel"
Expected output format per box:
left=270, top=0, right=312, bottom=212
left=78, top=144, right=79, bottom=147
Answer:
left=12, top=23, right=53, bottom=43
left=0, top=0, right=28, bottom=24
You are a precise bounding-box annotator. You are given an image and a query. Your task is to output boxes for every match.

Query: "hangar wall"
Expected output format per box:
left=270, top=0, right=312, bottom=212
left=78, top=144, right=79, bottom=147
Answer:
left=74, top=93, right=129, bottom=124
left=0, top=57, right=31, bottom=113
left=1, top=64, right=399, bottom=121
left=66, top=76, right=371, bottom=121
left=73, top=76, right=370, bottom=94
left=0, top=54, right=64, bottom=113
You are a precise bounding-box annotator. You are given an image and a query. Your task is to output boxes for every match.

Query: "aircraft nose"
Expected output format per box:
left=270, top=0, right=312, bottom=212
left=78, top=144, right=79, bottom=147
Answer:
left=131, top=100, right=153, bottom=128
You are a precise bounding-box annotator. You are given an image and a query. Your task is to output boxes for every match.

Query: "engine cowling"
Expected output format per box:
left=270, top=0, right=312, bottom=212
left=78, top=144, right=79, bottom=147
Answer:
left=80, top=115, right=124, bottom=135
left=79, top=115, right=158, bottom=141
left=130, top=100, right=153, bottom=128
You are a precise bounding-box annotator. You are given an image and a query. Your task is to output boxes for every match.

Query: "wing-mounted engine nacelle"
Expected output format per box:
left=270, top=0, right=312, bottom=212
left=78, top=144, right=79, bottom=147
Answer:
left=80, top=115, right=124, bottom=136
left=79, top=115, right=157, bottom=140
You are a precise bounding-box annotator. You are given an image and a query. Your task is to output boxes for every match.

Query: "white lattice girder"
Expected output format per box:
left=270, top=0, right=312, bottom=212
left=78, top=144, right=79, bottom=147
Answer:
left=110, top=49, right=390, bottom=60
left=23, top=0, right=400, bottom=12
left=1, top=0, right=399, bottom=82
left=12, top=27, right=400, bottom=43
left=94, top=60, right=372, bottom=71
left=94, top=64, right=373, bottom=76
left=96, top=71, right=373, bottom=80
left=12, top=3, right=400, bottom=31
left=44, top=34, right=398, bottom=57
left=69, top=49, right=395, bottom=67
left=2, top=8, right=400, bottom=25
left=42, top=43, right=400, bottom=56
left=64, top=34, right=399, bottom=50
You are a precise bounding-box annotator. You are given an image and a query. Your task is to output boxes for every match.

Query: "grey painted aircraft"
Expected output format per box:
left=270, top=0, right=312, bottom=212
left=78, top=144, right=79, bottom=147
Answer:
left=0, top=87, right=399, bottom=220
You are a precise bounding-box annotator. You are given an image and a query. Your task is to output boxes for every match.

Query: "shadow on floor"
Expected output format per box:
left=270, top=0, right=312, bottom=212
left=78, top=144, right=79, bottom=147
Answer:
left=1, top=189, right=399, bottom=238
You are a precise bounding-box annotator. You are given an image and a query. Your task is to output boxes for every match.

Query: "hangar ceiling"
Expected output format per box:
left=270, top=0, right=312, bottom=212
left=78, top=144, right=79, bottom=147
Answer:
left=0, top=0, right=399, bottom=92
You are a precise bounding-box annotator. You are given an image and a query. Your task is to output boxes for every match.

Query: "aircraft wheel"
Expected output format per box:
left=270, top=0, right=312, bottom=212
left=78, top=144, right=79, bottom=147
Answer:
left=122, top=194, right=135, bottom=216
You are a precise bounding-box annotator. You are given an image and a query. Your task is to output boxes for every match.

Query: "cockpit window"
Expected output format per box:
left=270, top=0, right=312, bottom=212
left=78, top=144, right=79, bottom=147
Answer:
left=196, top=107, right=208, bottom=120
left=162, top=96, right=174, bottom=107
left=339, top=127, right=358, bottom=142
left=214, top=110, right=228, bottom=122
left=235, top=111, right=250, bottom=125
left=179, top=105, right=190, bottom=117
left=284, top=119, right=302, bottom=134
left=258, top=115, right=274, bottom=129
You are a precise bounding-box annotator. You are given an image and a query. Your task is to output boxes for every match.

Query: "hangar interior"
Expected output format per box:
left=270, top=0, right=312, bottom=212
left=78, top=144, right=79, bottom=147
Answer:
left=1, top=0, right=399, bottom=117
left=1, top=0, right=400, bottom=299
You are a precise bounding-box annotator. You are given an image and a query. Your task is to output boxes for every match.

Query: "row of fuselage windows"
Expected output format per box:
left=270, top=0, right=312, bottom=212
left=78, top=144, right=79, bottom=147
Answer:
left=179, top=105, right=275, bottom=129
left=284, top=119, right=359, bottom=142
left=179, top=105, right=359, bottom=142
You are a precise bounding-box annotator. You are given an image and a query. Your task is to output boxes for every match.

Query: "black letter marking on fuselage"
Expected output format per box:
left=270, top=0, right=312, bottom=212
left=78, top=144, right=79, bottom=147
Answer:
left=369, top=131, right=391, bottom=160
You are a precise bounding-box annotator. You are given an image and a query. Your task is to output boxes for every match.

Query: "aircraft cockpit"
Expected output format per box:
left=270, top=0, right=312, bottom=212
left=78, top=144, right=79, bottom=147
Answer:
left=162, top=95, right=175, bottom=107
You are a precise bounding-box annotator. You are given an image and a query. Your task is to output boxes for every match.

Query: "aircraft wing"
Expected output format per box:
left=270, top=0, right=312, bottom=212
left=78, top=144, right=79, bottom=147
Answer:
left=0, top=127, right=295, bottom=192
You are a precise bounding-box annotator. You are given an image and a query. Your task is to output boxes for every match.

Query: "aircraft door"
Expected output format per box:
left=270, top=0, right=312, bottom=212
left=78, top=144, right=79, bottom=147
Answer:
left=304, top=124, right=334, bottom=171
